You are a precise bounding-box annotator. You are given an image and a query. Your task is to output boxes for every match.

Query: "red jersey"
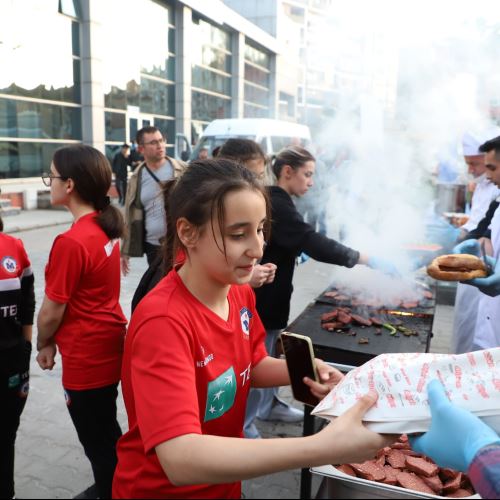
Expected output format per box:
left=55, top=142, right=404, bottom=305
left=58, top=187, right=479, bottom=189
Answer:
left=113, top=269, right=268, bottom=499
left=45, top=212, right=127, bottom=390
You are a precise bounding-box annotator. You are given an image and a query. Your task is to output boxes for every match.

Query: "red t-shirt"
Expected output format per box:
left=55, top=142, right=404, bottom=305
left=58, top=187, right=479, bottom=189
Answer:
left=113, top=269, right=268, bottom=499
left=45, top=212, right=127, bottom=390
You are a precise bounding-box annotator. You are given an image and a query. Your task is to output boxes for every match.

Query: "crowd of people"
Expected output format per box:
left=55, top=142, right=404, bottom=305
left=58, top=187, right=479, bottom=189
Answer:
left=1, top=127, right=500, bottom=499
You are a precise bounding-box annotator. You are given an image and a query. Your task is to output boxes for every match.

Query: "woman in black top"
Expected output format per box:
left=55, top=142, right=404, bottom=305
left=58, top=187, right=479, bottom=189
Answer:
left=248, top=146, right=397, bottom=432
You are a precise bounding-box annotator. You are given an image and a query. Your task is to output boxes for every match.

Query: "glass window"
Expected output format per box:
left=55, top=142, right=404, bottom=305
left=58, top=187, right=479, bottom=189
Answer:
left=139, top=78, right=175, bottom=116
left=105, top=112, right=126, bottom=142
left=244, top=64, right=269, bottom=88
left=192, top=91, right=231, bottom=122
left=192, top=66, right=231, bottom=96
left=0, top=98, right=81, bottom=140
left=245, top=44, right=270, bottom=69
left=101, top=0, right=175, bottom=110
left=193, top=17, right=230, bottom=52
left=58, top=0, right=81, bottom=19
left=244, top=104, right=269, bottom=118
left=72, top=20, right=80, bottom=56
left=0, top=6, right=80, bottom=103
left=244, top=84, right=269, bottom=107
left=154, top=118, right=175, bottom=145
left=0, top=141, right=74, bottom=179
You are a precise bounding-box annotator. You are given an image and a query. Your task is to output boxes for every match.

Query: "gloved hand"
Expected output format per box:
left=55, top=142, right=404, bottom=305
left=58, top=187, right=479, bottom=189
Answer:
left=409, top=380, right=500, bottom=472
left=367, top=256, right=401, bottom=277
left=452, top=239, right=480, bottom=256
left=463, top=255, right=500, bottom=297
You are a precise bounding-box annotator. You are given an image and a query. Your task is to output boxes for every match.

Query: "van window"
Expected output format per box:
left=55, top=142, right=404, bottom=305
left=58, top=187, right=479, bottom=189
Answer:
left=271, top=136, right=305, bottom=152
left=190, top=135, right=256, bottom=160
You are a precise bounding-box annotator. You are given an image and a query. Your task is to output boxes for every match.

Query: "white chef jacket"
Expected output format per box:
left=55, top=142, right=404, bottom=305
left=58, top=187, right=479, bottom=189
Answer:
left=452, top=180, right=499, bottom=353
left=472, top=199, right=500, bottom=350
left=461, top=175, right=500, bottom=232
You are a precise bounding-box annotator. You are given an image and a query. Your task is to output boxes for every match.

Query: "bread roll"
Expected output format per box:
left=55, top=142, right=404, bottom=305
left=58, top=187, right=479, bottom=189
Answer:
left=427, top=254, right=487, bottom=281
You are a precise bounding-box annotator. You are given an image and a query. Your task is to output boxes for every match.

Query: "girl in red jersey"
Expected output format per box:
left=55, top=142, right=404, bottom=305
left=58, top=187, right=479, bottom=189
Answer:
left=0, top=213, right=35, bottom=499
left=36, top=145, right=127, bottom=499
left=113, top=159, right=395, bottom=499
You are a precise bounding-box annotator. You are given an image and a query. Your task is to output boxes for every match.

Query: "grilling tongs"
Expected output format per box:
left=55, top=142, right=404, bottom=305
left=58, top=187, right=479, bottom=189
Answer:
left=480, top=240, right=494, bottom=276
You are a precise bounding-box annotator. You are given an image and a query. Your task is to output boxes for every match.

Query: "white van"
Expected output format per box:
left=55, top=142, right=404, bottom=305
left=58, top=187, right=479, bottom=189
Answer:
left=176, top=118, right=311, bottom=161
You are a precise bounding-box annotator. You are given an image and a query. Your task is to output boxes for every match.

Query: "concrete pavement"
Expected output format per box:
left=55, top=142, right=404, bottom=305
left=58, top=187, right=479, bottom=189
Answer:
left=5, top=209, right=455, bottom=499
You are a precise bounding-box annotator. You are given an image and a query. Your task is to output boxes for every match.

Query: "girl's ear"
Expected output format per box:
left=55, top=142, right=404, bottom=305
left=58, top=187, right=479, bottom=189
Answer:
left=283, top=164, right=293, bottom=179
left=66, top=178, right=76, bottom=195
left=177, top=217, right=199, bottom=248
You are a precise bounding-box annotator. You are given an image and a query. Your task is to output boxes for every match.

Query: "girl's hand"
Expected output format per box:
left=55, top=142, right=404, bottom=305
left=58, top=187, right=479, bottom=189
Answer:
left=315, top=392, right=398, bottom=465
left=304, top=358, right=344, bottom=401
left=262, top=263, right=277, bottom=284
left=37, top=344, right=57, bottom=370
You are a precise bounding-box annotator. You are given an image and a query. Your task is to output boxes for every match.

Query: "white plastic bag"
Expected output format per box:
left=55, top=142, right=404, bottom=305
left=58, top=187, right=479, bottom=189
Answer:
left=312, top=348, right=500, bottom=434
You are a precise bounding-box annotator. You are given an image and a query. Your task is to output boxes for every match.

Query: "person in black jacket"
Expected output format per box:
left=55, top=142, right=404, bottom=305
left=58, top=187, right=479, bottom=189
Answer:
left=0, top=214, right=35, bottom=499
left=245, top=146, right=398, bottom=438
left=112, top=143, right=131, bottom=206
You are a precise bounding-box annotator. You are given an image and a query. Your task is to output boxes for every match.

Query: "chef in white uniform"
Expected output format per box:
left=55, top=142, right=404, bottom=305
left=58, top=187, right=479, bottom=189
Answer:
left=472, top=136, right=500, bottom=350
left=451, top=132, right=500, bottom=353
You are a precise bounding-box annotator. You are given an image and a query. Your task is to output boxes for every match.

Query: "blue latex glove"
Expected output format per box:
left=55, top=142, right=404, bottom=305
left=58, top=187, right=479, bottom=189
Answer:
left=452, top=239, right=480, bottom=256
left=297, top=252, right=310, bottom=265
left=463, top=255, right=500, bottom=297
left=409, top=380, right=500, bottom=471
left=367, top=256, right=401, bottom=277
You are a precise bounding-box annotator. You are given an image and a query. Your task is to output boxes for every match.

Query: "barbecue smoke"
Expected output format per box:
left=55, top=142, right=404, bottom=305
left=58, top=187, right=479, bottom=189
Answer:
left=307, top=0, right=500, bottom=301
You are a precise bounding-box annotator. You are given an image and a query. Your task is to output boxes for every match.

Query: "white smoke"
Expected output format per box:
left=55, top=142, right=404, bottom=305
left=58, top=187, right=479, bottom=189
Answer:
left=307, top=0, right=500, bottom=300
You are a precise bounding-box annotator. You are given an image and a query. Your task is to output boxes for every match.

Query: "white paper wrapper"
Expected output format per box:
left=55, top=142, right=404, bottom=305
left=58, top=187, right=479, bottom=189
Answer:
left=312, top=348, right=500, bottom=434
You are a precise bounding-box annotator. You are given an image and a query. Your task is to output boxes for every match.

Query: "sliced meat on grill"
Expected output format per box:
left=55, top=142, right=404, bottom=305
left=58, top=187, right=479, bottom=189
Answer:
left=399, top=449, right=421, bottom=457
left=402, top=301, right=419, bottom=309
left=442, top=473, right=462, bottom=494
left=351, top=314, right=373, bottom=326
left=440, top=468, right=459, bottom=482
left=336, top=464, right=356, bottom=477
left=391, top=441, right=411, bottom=450
left=370, top=316, right=384, bottom=326
left=375, top=454, right=386, bottom=467
left=382, top=465, right=399, bottom=485
left=445, top=488, right=474, bottom=498
left=321, top=321, right=349, bottom=331
left=321, top=310, right=338, bottom=322
left=396, top=471, right=435, bottom=494
left=399, top=434, right=409, bottom=443
left=386, top=449, right=407, bottom=469
left=335, top=294, right=350, bottom=302
left=405, top=456, right=439, bottom=477
left=423, top=290, right=433, bottom=300
left=421, top=474, right=444, bottom=493
left=324, top=291, right=339, bottom=298
left=348, top=461, right=386, bottom=481
left=337, top=310, right=352, bottom=324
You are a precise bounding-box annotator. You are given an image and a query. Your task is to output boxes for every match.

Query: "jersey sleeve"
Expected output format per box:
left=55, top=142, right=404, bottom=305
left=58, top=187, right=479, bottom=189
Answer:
left=16, top=239, right=35, bottom=326
left=130, top=316, right=202, bottom=454
left=45, top=236, right=86, bottom=303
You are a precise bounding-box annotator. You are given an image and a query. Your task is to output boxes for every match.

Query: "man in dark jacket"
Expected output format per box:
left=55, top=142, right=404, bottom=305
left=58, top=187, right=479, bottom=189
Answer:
left=112, top=144, right=131, bottom=206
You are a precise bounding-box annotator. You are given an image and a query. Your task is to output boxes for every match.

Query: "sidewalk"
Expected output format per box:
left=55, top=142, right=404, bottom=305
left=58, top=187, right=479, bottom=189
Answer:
left=3, top=209, right=74, bottom=234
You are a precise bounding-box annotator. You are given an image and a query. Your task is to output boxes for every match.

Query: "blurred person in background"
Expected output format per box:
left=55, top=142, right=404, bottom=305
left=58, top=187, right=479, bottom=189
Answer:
left=112, top=143, right=131, bottom=207
left=0, top=211, right=35, bottom=500
left=452, top=132, right=500, bottom=354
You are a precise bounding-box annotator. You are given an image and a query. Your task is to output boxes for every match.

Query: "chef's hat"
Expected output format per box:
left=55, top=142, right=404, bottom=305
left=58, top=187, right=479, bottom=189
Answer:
left=462, top=132, right=484, bottom=156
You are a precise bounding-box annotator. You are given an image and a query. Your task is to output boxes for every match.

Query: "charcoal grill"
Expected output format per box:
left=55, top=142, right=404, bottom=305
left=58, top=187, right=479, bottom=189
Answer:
left=294, top=285, right=436, bottom=499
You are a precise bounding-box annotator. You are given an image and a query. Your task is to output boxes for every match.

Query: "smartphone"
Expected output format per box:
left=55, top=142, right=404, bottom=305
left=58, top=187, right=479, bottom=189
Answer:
left=280, top=332, right=319, bottom=407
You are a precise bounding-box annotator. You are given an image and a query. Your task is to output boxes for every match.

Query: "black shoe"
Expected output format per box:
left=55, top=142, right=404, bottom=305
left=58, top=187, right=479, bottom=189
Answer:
left=73, top=484, right=99, bottom=499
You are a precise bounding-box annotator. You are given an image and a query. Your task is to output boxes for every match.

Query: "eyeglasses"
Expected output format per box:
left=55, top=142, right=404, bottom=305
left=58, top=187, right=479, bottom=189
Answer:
left=41, top=173, right=68, bottom=187
left=142, top=138, right=166, bottom=147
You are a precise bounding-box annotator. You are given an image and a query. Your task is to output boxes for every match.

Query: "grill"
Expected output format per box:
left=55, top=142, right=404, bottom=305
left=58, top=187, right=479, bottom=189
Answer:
left=288, top=286, right=436, bottom=368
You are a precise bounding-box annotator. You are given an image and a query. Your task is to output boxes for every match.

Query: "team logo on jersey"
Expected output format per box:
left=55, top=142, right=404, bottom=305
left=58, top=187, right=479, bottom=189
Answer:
left=204, top=367, right=237, bottom=423
left=1, top=256, right=17, bottom=274
left=240, top=307, right=253, bottom=336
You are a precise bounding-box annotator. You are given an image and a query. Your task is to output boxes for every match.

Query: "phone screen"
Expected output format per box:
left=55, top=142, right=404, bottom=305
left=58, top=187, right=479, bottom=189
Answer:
left=281, top=333, right=319, bottom=407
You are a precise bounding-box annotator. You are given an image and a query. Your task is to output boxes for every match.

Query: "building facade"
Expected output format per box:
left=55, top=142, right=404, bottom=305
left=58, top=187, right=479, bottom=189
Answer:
left=0, top=0, right=281, bottom=182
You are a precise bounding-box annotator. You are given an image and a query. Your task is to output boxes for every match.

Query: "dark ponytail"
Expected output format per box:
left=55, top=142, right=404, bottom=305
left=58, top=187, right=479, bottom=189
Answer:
left=53, top=145, right=125, bottom=239
left=272, top=146, right=315, bottom=179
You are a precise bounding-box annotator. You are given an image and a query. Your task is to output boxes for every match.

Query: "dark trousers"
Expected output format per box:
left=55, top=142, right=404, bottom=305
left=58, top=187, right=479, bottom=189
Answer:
left=65, top=384, right=122, bottom=499
left=144, top=242, right=161, bottom=266
left=0, top=341, right=31, bottom=499
left=115, top=178, right=127, bottom=206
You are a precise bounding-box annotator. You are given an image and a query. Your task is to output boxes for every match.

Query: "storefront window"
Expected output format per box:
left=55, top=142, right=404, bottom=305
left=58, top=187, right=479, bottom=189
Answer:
left=192, top=90, right=231, bottom=123
left=105, top=112, right=126, bottom=142
left=244, top=43, right=271, bottom=116
left=0, top=141, right=75, bottom=179
left=0, top=98, right=81, bottom=140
